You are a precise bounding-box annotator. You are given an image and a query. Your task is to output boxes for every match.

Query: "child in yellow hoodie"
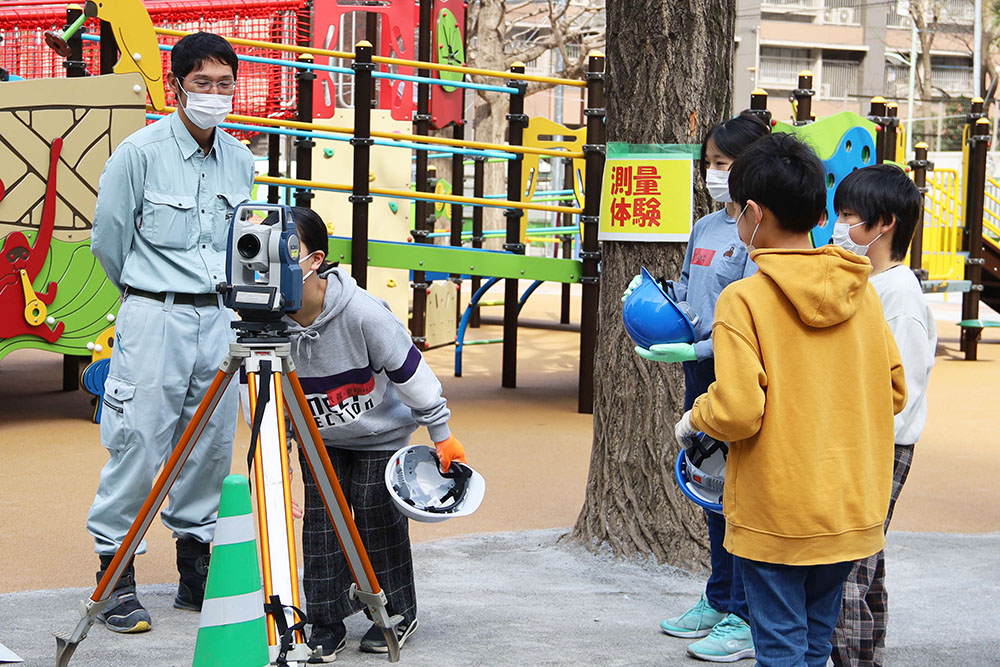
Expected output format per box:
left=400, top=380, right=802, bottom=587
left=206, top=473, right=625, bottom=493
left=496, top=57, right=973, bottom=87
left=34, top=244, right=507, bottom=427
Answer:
left=674, top=133, right=907, bottom=667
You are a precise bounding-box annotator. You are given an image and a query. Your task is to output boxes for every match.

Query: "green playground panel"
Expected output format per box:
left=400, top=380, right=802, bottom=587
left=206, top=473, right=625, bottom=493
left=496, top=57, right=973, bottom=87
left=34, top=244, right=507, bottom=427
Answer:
left=772, top=111, right=878, bottom=161
left=327, top=237, right=583, bottom=283
left=958, top=319, right=1000, bottom=328
left=0, top=236, right=121, bottom=363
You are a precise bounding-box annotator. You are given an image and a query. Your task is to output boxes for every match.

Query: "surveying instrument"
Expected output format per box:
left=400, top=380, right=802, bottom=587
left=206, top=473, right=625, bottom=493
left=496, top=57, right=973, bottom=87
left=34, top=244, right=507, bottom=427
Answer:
left=55, top=204, right=403, bottom=665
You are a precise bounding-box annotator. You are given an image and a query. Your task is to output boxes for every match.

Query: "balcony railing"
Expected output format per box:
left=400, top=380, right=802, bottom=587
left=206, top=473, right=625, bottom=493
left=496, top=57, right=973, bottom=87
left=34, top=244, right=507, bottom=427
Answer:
left=761, top=0, right=822, bottom=12
left=888, top=0, right=974, bottom=27
left=885, top=64, right=973, bottom=98
left=759, top=55, right=813, bottom=87
left=821, top=61, right=860, bottom=100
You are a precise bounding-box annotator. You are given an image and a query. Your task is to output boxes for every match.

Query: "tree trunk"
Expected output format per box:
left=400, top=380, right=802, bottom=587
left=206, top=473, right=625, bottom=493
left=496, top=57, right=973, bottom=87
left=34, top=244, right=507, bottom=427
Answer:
left=568, top=0, right=735, bottom=571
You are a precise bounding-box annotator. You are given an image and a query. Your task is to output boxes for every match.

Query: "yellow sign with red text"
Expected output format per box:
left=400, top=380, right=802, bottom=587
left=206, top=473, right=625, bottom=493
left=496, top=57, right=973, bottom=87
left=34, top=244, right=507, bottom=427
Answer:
left=598, top=155, right=693, bottom=242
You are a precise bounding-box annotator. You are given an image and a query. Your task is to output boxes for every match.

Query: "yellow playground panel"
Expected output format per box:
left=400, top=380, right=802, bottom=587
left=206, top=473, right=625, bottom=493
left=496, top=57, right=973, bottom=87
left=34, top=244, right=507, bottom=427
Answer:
left=917, top=163, right=1000, bottom=284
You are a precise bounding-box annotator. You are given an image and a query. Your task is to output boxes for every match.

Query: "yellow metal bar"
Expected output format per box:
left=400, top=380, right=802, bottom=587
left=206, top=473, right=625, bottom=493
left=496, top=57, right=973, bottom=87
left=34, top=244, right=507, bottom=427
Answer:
left=154, top=106, right=584, bottom=159
left=371, top=54, right=586, bottom=88
left=153, top=27, right=586, bottom=88
left=155, top=27, right=354, bottom=60
left=256, top=175, right=584, bottom=215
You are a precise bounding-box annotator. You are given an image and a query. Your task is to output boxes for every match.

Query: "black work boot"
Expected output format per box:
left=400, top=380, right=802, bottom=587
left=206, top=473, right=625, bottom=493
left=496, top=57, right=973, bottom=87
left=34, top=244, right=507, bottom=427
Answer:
left=174, top=538, right=211, bottom=611
left=96, top=555, right=152, bottom=633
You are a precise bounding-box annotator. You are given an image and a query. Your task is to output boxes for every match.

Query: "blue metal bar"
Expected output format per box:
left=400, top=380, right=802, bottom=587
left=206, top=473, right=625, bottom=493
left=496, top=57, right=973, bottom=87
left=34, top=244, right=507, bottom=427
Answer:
left=145, top=113, right=513, bottom=160
left=517, top=280, right=544, bottom=314
left=83, top=33, right=516, bottom=94
left=455, top=277, right=502, bottom=377
left=426, top=226, right=581, bottom=239
left=482, top=189, right=575, bottom=199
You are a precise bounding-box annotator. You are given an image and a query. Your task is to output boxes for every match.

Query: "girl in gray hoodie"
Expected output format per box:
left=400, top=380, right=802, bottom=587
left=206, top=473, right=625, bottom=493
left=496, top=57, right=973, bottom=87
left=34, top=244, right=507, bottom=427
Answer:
left=284, top=208, right=466, bottom=660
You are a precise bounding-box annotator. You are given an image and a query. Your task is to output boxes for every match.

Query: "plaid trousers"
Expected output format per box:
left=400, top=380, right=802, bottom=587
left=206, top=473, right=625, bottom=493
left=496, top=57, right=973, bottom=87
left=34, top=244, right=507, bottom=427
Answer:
left=299, top=447, right=417, bottom=627
left=830, top=444, right=914, bottom=667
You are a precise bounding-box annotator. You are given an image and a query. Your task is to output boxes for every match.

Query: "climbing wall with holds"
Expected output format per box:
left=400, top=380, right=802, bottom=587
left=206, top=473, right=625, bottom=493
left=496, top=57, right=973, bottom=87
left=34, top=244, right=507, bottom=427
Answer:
left=0, top=73, right=146, bottom=363
left=772, top=111, right=878, bottom=247
left=310, top=109, right=411, bottom=324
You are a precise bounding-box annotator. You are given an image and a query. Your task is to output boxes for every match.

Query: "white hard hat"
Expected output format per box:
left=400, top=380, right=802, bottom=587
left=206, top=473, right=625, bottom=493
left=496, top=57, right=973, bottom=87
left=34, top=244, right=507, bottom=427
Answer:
left=385, top=445, right=485, bottom=523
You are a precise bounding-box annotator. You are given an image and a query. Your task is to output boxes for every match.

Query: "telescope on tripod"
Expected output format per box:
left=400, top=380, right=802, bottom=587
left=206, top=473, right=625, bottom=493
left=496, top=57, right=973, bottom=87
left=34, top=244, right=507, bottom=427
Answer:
left=56, top=204, right=403, bottom=666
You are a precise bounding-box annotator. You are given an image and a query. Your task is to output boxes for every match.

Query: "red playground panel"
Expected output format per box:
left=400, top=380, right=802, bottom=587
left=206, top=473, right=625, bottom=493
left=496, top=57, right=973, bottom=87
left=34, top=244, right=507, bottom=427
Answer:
left=312, top=0, right=417, bottom=121
left=0, top=0, right=308, bottom=139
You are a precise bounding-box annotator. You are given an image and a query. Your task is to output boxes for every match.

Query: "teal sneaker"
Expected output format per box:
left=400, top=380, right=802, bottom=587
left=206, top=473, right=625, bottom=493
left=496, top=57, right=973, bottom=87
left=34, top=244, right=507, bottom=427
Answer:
left=686, top=614, right=755, bottom=662
left=659, top=595, right=727, bottom=638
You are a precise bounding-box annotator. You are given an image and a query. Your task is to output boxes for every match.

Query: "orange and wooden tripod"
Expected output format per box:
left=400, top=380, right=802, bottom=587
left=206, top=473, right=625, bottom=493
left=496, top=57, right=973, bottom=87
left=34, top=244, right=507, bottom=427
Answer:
left=55, top=336, right=402, bottom=666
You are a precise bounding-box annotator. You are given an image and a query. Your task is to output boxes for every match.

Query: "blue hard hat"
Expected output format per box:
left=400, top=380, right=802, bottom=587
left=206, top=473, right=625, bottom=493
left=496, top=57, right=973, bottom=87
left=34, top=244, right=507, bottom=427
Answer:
left=622, top=267, right=698, bottom=349
left=674, top=431, right=728, bottom=515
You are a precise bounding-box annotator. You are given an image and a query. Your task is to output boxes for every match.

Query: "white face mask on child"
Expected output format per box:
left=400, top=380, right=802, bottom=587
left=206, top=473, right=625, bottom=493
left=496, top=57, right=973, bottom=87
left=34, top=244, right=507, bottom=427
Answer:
left=705, top=169, right=732, bottom=203
left=300, top=252, right=318, bottom=283
left=736, top=204, right=759, bottom=253
left=832, top=221, right=881, bottom=257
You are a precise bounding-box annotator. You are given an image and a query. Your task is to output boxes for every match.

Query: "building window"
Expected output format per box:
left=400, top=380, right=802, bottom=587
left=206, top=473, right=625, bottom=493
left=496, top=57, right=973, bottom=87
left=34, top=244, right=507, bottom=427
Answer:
left=759, top=47, right=813, bottom=89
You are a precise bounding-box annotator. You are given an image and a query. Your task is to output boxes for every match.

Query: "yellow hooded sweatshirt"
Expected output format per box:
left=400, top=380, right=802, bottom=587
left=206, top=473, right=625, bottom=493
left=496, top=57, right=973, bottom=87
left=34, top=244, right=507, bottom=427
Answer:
left=690, top=245, right=906, bottom=566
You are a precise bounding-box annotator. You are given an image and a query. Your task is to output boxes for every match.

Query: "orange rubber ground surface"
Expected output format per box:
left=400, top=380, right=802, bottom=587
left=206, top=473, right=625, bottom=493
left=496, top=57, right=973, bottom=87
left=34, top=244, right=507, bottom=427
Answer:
left=1, top=290, right=997, bottom=593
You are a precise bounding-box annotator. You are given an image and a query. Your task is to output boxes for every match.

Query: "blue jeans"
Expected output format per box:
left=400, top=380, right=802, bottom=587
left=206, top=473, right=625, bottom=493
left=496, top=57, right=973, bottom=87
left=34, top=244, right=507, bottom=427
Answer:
left=684, top=359, right=748, bottom=622
left=738, top=557, right=855, bottom=667
left=705, top=510, right=749, bottom=621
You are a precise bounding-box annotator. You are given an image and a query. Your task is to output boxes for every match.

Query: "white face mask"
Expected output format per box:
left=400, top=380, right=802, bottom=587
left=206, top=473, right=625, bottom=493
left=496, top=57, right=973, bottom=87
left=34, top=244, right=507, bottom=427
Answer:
left=832, top=221, right=881, bottom=257
left=705, top=169, right=732, bottom=203
left=736, top=204, right=759, bottom=253
left=179, top=86, right=232, bottom=130
left=300, top=251, right=318, bottom=283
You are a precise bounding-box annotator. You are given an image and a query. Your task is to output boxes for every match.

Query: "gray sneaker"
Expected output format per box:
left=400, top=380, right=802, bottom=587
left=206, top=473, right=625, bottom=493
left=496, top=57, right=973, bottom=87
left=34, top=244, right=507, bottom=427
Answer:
left=359, top=618, right=417, bottom=654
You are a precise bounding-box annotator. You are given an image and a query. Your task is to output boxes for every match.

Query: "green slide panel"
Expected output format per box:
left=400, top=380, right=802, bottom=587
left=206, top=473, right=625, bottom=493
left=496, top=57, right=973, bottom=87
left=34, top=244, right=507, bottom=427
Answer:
left=327, top=237, right=583, bottom=284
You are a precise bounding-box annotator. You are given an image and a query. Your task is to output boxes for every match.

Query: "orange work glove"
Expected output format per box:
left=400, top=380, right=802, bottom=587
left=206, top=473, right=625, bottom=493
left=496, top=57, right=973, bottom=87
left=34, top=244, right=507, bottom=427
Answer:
left=434, top=434, right=466, bottom=473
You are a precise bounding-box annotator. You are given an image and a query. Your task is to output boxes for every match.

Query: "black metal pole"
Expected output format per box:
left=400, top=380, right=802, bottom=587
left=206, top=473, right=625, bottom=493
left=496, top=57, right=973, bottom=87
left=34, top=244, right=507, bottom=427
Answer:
left=294, top=54, right=316, bottom=208
left=63, top=5, right=87, bottom=391
left=470, top=156, right=485, bottom=328
left=748, top=88, right=771, bottom=125
left=64, top=6, right=87, bottom=78
left=351, top=41, right=375, bottom=289
left=578, top=52, right=605, bottom=414
left=365, top=8, right=379, bottom=107
left=451, top=123, right=466, bottom=324
left=885, top=102, right=899, bottom=162
left=962, top=116, right=990, bottom=360
left=560, top=158, right=573, bottom=324
left=411, top=0, right=433, bottom=348
left=908, top=142, right=931, bottom=276
left=99, top=19, right=117, bottom=75
left=502, top=63, right=527, bottom=389
left=793, top=71, right=814, bottom=125
left=268, top=134, right=281, bottom=204
left=868, top=96, right=888, bottom=165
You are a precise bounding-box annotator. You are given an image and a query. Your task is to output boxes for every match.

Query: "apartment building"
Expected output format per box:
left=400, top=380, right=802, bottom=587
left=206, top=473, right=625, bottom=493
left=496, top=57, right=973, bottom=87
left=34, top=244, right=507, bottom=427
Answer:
left=734, top=0, right=977, bottom=123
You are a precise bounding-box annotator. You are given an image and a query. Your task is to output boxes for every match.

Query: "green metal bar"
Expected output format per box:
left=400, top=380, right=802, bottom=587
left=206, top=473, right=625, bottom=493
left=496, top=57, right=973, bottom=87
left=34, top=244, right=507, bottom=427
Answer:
left=478, top=300, right=504, bottom=307
left=464, top=338, right=504, bottom=345
left=327, top=237, right=582, bottom=283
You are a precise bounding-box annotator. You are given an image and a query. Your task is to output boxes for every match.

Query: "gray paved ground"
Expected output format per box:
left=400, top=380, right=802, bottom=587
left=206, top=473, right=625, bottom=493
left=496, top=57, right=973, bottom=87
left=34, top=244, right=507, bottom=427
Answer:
left=2, top=529, right=997, bottom=666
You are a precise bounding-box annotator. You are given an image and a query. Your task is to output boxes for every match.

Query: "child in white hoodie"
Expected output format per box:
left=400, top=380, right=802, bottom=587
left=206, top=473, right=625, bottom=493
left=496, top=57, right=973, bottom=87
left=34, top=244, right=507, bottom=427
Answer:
left=829, top=164, right=937, bottom=667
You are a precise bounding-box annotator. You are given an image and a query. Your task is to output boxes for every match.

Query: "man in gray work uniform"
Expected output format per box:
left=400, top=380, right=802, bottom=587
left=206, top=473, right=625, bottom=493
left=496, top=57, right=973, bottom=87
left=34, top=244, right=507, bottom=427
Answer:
left=88, top=31, right=254, bottom=633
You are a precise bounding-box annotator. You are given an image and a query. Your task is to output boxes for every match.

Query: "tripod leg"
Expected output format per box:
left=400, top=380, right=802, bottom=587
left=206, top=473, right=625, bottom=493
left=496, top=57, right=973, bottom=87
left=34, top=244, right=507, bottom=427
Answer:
left=247, top=369, right=303, bottom=649
left=55, top=359, right=240, bottom=667
left=281, top=369, right=402, bottom=663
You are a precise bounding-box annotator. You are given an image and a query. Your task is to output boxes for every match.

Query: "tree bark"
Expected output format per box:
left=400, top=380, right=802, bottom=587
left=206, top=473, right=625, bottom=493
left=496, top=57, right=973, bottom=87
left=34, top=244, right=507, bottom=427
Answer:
left=568, top=0, right=735, bottom=571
